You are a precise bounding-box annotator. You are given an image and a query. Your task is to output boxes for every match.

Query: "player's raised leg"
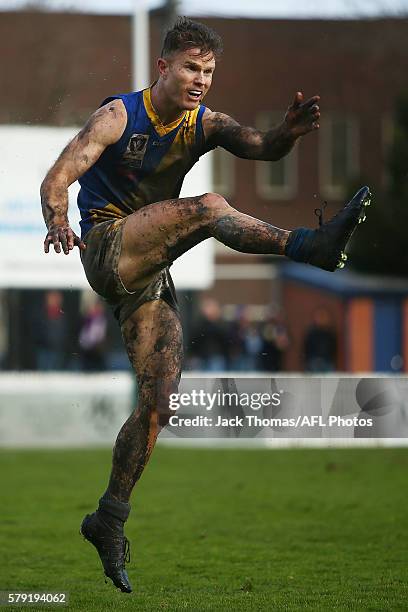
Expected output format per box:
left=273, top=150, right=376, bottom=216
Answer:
left=81, top=299, right=183, bottom=593
left=118, top=186, right=372, bottom=292
left=118, top=192, right=289, bottom=291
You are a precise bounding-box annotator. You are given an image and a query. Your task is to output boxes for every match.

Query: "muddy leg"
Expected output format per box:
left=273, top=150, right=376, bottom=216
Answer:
left=107, top=299, right=183, bottom=502
left=118, top=193, right=290, bottom=291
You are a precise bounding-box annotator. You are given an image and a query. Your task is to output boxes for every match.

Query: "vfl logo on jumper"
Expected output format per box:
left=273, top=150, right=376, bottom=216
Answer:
left=124, top=133, right=149, bottom=168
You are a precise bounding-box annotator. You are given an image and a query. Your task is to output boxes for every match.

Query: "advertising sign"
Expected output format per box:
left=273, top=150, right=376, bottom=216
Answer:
left=0, top=126, right=214, bottom=289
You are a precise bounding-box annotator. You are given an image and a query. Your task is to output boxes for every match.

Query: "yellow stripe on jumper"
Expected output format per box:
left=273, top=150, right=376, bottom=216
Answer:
left=131, top=106, right=201, bottom=206
left=143, top=88, right=187, bottom=137
left=89, top=202, right=130, bottom=225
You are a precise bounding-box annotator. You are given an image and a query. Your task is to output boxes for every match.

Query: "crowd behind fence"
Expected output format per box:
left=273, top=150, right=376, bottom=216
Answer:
left=0, top=289, right=338, bottom=374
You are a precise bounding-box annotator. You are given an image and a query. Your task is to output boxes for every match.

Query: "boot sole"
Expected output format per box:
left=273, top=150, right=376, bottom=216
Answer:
left=335, top=188, right=371, bottom=269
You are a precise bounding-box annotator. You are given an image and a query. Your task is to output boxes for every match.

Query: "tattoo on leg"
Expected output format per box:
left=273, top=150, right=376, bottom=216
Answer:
left=212, top=213, right=290, bottom=255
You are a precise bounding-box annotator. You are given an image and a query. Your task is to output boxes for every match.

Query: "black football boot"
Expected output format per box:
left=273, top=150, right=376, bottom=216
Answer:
left=80, top=511, right=132, bottom=593
left=285, top=186, right=371, bottom=271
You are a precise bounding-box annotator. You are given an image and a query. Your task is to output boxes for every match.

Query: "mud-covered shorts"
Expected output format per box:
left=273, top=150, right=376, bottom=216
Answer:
left=80, top=219, right=179, bottom=326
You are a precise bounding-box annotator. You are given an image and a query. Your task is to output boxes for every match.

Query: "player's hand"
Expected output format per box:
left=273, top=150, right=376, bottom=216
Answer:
left=284, top=92, right=320, bottom=138
left=44, top=222, right=86, bottom=255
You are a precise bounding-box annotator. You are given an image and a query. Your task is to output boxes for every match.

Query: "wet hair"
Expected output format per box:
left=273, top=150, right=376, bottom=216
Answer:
left=161, top=16, right=223, bottom=59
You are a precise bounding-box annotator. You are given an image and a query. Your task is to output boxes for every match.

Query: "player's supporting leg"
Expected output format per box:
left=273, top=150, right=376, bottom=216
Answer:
left=108, top=299, right=182, bottom=500
left=81, top=299, right=182, bottom=593
left=118, top=187, right=371, bottom=291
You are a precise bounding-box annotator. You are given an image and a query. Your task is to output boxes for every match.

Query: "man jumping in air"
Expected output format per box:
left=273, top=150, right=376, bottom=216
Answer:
left=41, top=17, right=370, bottom=593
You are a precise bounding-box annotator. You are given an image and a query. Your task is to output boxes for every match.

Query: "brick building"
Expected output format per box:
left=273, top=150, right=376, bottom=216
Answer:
left=2, top=11, right=407, bottom=303
left=1, top=11, right=407, bottom=369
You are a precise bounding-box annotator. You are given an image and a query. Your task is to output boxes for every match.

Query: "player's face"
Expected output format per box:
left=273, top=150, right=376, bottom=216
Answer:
left=162, top=48, right=216, bottom=111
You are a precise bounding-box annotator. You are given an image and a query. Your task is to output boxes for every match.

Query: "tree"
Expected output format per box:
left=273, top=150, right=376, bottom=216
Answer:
left=349, top=92, right=408, bottom=277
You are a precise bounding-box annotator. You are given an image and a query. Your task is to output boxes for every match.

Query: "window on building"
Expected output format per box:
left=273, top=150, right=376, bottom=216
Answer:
left=211, top=147, right=235, bottom=198
left=320, top=115, right=359, bottom=198
left=255, top=112, right=297, bottom=200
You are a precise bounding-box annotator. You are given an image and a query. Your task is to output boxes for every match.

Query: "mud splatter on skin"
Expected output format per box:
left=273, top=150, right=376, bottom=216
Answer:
left=77, top=102, right=122, bottom=145
left=121, top=193, right=290, bottom=289
left=41, top=100, right=125, bottom=233
left=213, top=214, right=290, bottom=255
left=206, top=113, right=297, bottom=161
left=40, top=180, right=69, bottom=228
left=164, top=200, right=289, bottom=260
left=205, top=96, right=319, bottom=161
left=166, top=225, right=210, bottom=263
left=107, top=300, right=183, bottom=502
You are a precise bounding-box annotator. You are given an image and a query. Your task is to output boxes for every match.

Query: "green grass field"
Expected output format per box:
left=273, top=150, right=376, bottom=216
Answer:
left=0, top=446, right=407, bottom=611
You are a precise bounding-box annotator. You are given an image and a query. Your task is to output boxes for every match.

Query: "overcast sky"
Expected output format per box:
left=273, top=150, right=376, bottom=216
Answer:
left=1, top=0, right=408, bottom=18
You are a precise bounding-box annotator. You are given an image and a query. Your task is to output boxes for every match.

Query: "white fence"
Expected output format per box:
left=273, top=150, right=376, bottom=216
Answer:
left=0, top=373, right=407, bottom=448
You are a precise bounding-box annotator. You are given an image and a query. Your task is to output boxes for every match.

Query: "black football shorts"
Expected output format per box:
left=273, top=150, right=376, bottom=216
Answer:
left=80, top=218, right=179, bottom=326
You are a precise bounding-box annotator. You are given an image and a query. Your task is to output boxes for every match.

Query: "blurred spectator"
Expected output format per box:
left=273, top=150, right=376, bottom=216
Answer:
left=189, top=297, right=229, bottom=371
left=258, top=308, right=290, bottom=371
left=35, top=290, right=66, bottom=370
left=227, top=306, right=262, bottom=371
left=244, top=322, right=263, bottom=371
left=303, top=307, right=337, bottom=372
left=79, top=296, right=108, bottom=371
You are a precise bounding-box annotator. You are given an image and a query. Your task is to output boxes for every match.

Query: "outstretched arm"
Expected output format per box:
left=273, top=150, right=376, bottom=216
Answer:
left=41, top=98, right=127, bottom=254
left=202, top=92, right=320, bottom=161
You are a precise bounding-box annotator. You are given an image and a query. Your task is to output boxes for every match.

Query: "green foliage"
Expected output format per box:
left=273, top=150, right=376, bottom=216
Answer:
left=350, top=92, right=408, bottom=276
left=0, top=447, right=407, bottom=610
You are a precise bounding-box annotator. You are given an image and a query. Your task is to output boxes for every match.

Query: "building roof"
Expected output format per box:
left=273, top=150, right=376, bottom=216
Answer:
left=281, top=262, right=408, bottom=297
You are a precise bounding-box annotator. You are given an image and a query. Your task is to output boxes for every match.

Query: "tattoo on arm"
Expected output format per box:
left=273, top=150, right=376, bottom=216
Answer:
left=206, top=113, right=296, bottom=161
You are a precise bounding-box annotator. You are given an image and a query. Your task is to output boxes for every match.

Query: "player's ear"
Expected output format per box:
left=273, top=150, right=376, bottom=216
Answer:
left=157, top=57, right=169, bottom=78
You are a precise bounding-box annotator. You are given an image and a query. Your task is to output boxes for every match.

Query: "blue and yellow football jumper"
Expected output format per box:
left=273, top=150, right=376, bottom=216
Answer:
left=78, top=87, right=207, bottom=238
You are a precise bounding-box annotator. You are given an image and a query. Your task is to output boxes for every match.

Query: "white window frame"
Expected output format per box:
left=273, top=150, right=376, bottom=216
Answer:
left=255, top=112, right=298, bottom=200
left=211, top=146, right=235, bottom=198
left=319, top=114, right=359, bottom=199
